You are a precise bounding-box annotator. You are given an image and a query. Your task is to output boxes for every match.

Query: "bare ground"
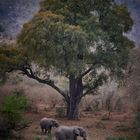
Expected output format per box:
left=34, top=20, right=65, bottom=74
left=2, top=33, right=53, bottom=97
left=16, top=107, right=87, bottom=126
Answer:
left=18, top=109, right=136, bottom=140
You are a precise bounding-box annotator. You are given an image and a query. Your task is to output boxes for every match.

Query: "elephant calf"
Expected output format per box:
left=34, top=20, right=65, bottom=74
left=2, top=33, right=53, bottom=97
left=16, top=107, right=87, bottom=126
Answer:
left=55, top=125, right=87, bottom=140
left=40, top=117, right=59, bottom=135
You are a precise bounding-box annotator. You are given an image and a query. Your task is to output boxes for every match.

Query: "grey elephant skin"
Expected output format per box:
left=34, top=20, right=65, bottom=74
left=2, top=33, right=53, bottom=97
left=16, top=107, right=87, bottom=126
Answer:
left=55, top=125, right=87, bottom=140
left=40, top=117, right=59, bottom=135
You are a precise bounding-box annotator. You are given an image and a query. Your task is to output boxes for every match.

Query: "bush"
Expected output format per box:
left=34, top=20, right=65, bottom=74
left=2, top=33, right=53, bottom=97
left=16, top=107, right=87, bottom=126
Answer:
left=135, top=134, right=140, bottom=140
left=0, top=95, right=27, bottom=134
left=55, top=106, right=66, bottom=117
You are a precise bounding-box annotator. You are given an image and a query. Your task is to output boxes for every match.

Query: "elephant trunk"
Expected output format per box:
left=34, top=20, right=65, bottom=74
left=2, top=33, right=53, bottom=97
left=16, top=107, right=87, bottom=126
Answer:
left=83, top=137, right=87, bottom=140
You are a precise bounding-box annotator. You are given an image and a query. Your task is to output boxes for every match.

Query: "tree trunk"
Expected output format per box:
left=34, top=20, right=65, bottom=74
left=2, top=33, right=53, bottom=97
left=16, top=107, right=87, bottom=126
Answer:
left=67, top=76, right=83, bottom=120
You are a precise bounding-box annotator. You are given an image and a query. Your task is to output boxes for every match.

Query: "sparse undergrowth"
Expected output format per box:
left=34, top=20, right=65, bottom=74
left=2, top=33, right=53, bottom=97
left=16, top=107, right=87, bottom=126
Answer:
left=0, top=91, right=27, bottom=137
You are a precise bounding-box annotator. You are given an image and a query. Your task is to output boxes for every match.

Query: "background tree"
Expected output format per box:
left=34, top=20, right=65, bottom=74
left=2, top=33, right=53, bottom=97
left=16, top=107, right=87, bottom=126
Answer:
left=0, top=43, right=27, bottom=83
left=126, top=48, right=140, bottom=134
left=1, top=0, right=134, bottom=120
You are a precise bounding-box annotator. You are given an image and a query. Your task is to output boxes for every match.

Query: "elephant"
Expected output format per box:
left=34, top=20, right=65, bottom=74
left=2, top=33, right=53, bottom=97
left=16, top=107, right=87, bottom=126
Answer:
left=55, top=125, right=87, bottom=140
left=40, top=117, right=59, bottom=135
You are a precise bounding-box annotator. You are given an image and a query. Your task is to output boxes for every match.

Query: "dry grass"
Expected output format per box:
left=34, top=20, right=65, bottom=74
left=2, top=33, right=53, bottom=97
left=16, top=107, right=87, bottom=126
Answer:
left=0, top=75, right=137, bottom=140
left=17, top=109, right=136, bottom=140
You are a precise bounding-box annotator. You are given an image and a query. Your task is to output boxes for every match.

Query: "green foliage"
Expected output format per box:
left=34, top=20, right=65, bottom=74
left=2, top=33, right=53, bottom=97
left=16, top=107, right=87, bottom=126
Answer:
left=0, top=43, right=27, bottom=83
left=56, top=106, right=66, bottom=117
left=18, top=0, right=134, bottom=82
left=135, top=134, right=140, bottom=140
left=18, top=11, right=89, bottom=76
left=0, top=94, right=27, bottom=130
left=0, top=43, right=27, bottom=67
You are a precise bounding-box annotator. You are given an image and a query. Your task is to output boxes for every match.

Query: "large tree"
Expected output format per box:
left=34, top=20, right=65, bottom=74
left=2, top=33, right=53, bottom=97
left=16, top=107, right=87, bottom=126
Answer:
left=1, top=0, right=134, bottom=119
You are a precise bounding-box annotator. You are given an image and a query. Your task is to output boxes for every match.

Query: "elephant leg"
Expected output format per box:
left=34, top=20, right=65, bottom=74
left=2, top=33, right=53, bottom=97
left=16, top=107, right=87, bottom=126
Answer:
left=55, top=134, right=65, bottom=140
left=47, top=127, right=52, bottom=140
left=47, top=132, right=52, bottom=140
left=55, top=137, right=59, bottom=140
left=48, top=126, right=52, bottom=135
left=74, top=135, right=77, bottom=140
left=56, top=137, right=63, bottom=140
left=47, top=135, right=52, bottom=140
left=41, top=128, right=45, bottom=134
left=41, top=128, right=43, bottom=133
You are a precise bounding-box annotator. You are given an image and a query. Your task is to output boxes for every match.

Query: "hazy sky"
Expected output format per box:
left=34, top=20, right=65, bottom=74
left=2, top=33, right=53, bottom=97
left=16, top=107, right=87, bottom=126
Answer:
left=0, top=0, right=140, bottom=47
left=116, top=0, right=140, bottom=47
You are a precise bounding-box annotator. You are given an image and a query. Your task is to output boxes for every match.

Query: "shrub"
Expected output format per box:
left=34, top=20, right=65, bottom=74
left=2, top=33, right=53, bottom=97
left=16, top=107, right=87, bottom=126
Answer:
left=55, top=106, right=66, bottom=117
left=0, top=95, right=27, bottom=134
left=135, top=134, right=140, bottom=140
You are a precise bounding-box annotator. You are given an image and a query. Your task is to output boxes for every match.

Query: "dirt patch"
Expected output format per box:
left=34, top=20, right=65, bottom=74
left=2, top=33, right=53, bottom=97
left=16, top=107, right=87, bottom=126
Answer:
left=17, top=110, right=136, bottom=140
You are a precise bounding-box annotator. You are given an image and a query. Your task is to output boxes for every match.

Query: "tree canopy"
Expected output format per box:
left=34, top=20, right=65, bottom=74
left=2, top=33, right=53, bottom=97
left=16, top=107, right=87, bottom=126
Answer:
left=0, top=43, right=27, bottom=83
left=18, top=0, right=134, bottom=80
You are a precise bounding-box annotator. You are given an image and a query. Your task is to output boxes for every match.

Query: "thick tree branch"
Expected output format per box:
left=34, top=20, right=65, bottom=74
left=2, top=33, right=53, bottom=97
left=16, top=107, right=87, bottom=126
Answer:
left=79, top=86, right=102, bottom=100
left=78, top=62, right=98, bottom=79
left=83, top=88, right=96, bottom=97
left=18, top=66, right=68, bottom=100
left=78, top=78, right=102, bottom=100
left=80, top=71, right=106, bottom=99
left=78, top=66, right=93, bottom=79
left=5, top=65, right=69, bottom=101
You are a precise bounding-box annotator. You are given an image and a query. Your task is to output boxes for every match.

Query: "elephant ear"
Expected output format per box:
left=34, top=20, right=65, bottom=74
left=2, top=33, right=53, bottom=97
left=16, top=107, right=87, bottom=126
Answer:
left=73, top=128, right=80, bottom=136
left=52, top=120, right=59, bottom=127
